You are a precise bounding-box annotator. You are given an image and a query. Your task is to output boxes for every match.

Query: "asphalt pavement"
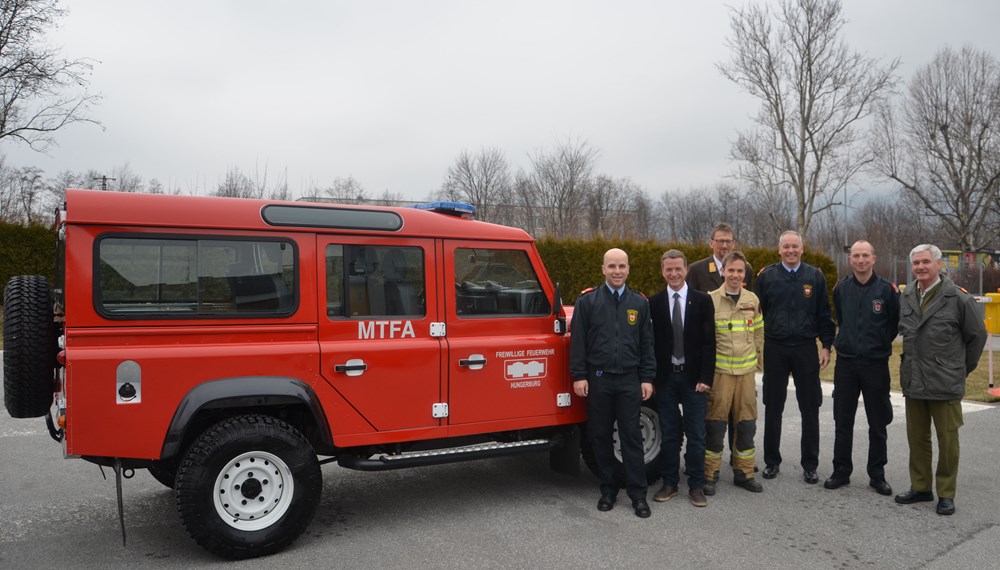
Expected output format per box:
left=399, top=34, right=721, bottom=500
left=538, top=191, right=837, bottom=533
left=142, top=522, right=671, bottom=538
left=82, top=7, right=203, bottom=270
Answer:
left=1, top=361, right=999, bottom=569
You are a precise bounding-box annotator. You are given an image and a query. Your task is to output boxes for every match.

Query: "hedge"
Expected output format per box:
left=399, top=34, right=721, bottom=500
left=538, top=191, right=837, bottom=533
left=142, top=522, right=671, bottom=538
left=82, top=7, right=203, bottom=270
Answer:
left=0, top=222, right=57, bottom=290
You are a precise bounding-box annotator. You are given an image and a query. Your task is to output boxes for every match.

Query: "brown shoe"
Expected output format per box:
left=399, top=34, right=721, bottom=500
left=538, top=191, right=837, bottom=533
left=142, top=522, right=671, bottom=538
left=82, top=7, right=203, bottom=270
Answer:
left=653, top=484, right=678, bottom=502
left=689, top=488, right=708, bottom=507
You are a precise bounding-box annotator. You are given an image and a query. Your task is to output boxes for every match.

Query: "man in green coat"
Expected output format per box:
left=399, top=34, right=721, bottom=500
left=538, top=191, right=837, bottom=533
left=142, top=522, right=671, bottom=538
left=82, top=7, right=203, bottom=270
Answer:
left=895, top=244, right=987, bottom=516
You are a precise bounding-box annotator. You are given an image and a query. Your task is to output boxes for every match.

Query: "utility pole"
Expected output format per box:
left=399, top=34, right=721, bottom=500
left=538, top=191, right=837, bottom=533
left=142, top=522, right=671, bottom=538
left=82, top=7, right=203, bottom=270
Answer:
left=93, top=176, right=116, bottom=191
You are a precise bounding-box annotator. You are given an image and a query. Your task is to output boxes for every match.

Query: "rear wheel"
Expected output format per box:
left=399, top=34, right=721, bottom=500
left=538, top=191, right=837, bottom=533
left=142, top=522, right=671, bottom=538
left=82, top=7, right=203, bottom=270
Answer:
left=581, top=402, right=662, bottom=486
left=175, top=415, right=321, bottom=559
left=3, top=275, right=57, bottom=418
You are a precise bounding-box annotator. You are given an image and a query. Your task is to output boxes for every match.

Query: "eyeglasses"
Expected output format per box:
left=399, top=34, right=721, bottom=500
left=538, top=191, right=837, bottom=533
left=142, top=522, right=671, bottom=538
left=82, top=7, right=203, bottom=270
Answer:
left=712, top=239, right=735, bottom=245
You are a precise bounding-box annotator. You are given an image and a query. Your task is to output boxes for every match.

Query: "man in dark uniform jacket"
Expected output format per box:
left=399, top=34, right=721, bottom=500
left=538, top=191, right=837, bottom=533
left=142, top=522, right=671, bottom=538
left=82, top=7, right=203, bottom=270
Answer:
left=755, top=230, right=835, bottom=484
left=686, top=222, right=754, bottom=292
left=824, top=240, right=899, bottom=496
left=570, top=248, right=656, bottom=518
left=650, top=249, right=716, bottom=507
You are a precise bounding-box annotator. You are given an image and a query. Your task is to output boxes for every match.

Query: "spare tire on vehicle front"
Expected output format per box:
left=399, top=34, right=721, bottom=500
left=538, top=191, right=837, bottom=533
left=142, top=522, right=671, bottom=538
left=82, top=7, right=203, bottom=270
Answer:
left=3, top=275, right=58, bottom=418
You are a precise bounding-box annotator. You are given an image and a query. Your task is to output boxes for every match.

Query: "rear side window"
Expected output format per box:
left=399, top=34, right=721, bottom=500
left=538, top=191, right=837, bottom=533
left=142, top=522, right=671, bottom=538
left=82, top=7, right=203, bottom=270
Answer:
left=454, top=248, right=549, bottom=317
left=97, top=236, right=297, bottom=317
left=326, top=244, right=426, bottom=318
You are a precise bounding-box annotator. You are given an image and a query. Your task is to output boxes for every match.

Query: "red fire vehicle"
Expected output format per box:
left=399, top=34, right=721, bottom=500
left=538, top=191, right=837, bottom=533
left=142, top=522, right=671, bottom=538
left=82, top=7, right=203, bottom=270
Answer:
left=2, top=189, right=662, bottom=559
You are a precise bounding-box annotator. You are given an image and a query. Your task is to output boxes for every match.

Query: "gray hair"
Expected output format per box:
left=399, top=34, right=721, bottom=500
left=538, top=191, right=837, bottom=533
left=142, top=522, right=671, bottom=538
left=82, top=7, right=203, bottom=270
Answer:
left=909, top=244, right=942, bottom=263
left=778, top=230, right=802, bottom=244
left=660, top=248, right=687, bottom=267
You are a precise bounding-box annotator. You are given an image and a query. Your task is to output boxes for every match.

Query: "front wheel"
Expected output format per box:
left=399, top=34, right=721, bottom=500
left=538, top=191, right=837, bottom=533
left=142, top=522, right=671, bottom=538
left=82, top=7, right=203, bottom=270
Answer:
left=581, top=402, right=661, bottom=486
left=175, top=415, right=322, bottom=559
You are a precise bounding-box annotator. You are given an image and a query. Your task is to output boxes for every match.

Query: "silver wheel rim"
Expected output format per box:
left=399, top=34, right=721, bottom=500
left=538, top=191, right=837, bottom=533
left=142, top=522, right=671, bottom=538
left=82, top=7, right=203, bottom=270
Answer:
left=613, top=406, right=661, bottom=465
left=213, top=451, right=293, bottom=531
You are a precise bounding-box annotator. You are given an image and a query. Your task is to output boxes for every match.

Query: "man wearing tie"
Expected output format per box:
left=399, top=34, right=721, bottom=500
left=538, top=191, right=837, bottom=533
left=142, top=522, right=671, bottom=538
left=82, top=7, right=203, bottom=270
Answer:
left=650, top=249, right=716, bottom=507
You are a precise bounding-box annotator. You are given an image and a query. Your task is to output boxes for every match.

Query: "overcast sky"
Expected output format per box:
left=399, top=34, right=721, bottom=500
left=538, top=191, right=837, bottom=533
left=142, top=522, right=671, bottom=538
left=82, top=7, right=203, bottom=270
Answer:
left=4, top=0, right=1000, bottom=200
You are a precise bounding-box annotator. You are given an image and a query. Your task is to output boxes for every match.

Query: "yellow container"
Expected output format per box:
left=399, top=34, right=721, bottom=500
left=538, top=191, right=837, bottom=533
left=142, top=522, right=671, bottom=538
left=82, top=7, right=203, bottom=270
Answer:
left=985, top=293, right=1000, bottom=334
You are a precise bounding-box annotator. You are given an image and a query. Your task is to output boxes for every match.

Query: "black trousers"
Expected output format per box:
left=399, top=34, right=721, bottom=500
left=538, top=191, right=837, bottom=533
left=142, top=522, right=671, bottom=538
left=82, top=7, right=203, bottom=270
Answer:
left=831, top=357, right=892, bottom=480
left=585, top=371, right=647, bottom=501
left=762, top=341, right=821, bottom=470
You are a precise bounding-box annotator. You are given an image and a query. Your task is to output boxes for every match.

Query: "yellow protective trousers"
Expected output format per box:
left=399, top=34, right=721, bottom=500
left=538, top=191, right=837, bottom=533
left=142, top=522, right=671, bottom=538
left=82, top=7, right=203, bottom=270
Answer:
left=705, top=371, right=758, bottom=477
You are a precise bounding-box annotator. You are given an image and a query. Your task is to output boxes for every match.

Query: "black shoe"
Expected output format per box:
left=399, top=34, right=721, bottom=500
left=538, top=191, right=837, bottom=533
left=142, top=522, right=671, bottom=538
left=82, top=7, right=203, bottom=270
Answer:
left=869, top=479, right=893, bottom=496
left=633, top=498, right=651, bottom=518
left=762, top=465, right=780, bottom=479
left=803, top=470, right=819, bottom=484
left=712, top=470, right=720, bottom=483
left=824, top=472, right=850, bottom=490
left=703, top=480, right=717, bottom=496
left=936, top=498, right=955, bottom=516
left=894, top=489, right=934, bottom=504
left=734, top=471, right=764, bottom=493
left=597, top=493, right=617, bottom=512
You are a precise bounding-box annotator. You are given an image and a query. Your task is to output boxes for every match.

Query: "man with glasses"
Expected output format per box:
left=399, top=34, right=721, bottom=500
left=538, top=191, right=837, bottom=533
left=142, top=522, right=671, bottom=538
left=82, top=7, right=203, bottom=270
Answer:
left=687, top=223, right=754, bottom=293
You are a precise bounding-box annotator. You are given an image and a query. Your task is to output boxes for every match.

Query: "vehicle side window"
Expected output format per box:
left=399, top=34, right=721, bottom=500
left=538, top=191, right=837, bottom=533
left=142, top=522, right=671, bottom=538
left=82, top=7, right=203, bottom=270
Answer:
left=326, top=245, right=425, bottom=318
left=97, top=237, right=296, bottom=317
left=454, top=248, right=549, bottom=317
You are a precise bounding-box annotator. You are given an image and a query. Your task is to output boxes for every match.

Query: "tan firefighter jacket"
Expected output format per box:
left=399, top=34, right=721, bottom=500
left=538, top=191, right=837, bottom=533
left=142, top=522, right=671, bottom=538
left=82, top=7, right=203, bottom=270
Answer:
left=709, top=286, right=764, bottom=375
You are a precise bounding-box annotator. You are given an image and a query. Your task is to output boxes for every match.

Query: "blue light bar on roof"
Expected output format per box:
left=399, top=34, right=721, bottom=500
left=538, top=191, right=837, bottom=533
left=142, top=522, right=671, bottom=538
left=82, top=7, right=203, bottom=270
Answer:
left=413, top=201, right=477, bottom=219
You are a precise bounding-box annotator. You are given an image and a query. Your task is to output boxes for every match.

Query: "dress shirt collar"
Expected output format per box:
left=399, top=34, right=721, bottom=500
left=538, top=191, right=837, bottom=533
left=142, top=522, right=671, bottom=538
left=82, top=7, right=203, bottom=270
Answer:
left=781, top=261, right=801, bottom=273
left=668, top=283, right=688, bottom=304
left=606, top=283, right=625, bottom=298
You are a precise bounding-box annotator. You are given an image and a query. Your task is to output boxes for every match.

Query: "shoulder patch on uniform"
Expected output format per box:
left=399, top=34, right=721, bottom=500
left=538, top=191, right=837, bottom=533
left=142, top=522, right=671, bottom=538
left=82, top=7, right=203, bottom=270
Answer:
left=637, top=291, right=648, bottom=300
left=958, top=286, right=970, bottom=294
left=579, top=286, right=596, bottom=295
left=890, top=282, right=899, bottom=293
left=756, top=265, right=768, bottom=277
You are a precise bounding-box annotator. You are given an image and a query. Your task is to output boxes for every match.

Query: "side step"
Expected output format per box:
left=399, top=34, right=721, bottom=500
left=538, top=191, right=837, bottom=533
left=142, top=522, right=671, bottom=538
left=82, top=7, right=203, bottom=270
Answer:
left=338, top=438, right=559, bottom=471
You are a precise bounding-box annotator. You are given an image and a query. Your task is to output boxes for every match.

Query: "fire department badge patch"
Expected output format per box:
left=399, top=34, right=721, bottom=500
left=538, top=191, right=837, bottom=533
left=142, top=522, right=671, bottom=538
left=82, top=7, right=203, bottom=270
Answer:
left=803, top=284, right=813, bottom=298
left=872, top=299, right=884, bottom=314
left=627, top=309, right=638, bottom=325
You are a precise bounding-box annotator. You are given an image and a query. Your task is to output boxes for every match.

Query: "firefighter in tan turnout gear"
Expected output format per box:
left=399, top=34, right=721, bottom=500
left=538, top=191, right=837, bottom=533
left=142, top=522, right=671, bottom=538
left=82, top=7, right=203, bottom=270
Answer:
left=704, top=251, right=765, bottom=495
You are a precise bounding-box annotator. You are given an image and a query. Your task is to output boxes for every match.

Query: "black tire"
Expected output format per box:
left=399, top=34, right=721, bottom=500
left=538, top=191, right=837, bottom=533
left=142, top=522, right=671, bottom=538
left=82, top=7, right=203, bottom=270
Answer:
left=581, top=401, right=662, bottom=487
left=175, top=415, right=322, bottom=560
left=148, top=457, right=180, bottom=489
left=3, top=275, right=57, bottom=418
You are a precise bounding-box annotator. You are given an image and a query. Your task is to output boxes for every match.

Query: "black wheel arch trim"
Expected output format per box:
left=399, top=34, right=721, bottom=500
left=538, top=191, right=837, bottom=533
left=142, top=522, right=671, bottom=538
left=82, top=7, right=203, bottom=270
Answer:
left=160, top=376, right=333, bottom=459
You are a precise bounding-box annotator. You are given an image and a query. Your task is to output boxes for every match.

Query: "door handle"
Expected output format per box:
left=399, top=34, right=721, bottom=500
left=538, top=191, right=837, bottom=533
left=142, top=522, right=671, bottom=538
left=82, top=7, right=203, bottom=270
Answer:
left=334, top=358, right=367, bottom=377
left=459, top=354, right=487, bottom=370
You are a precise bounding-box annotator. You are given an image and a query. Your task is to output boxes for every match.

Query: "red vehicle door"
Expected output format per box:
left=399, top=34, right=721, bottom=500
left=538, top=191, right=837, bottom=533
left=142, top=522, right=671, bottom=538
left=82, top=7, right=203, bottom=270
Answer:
left=443, top=241, right=567, bottom=425
left=318, top=238, right=443, bottom=431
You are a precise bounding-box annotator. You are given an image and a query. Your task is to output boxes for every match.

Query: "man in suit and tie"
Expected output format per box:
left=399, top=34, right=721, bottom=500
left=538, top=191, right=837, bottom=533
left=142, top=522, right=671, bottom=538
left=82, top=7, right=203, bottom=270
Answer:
left=650, top=249, right=716, bottom=507
left=686, top=223, right=754, bottom=293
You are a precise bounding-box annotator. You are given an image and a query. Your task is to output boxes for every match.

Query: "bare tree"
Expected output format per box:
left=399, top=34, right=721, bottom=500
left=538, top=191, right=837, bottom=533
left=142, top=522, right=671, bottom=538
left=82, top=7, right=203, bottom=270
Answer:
left=0, top=162, right=44, bottom=223
left=214, top=162, right=287, bottom=199
left=215, top=167, right=258, bottom=198
left=850, top=193, right=929, bottom=276
left=372, top=189, right=405, bottom=206
left=586, top=175, right=638, bottom=239
left=322, top=176, right=368, bottom=202
left=440, top=146, right=512, bottom=224
left=0, top=0, right=101, bottom=151
left=719, top=0, right=899, bottom=235
left=525, top=139, right=598, bottom=237
left=872, top=46, right=1000, bottom=251
left=110, top=162, right=143, bottom=193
